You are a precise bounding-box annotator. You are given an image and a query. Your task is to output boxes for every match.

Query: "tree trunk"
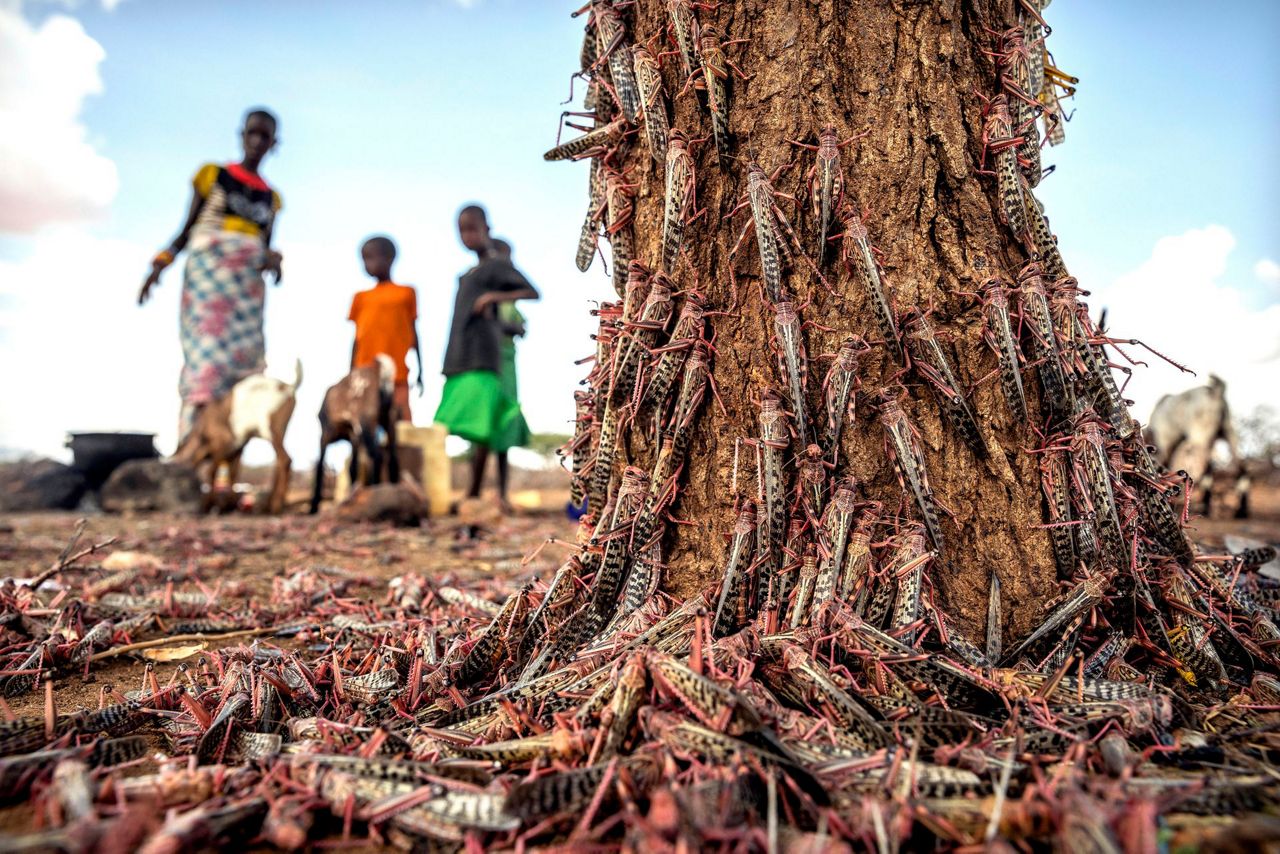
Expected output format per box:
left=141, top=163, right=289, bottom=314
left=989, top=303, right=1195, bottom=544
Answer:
left=561, top=0, right=1063, bottom=647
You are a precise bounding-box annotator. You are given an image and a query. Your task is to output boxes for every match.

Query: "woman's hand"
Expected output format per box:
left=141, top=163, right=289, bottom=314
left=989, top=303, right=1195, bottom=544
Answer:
left=138, top=266, right=163, bottom=305
left=260, top=249, right=284, bottom=284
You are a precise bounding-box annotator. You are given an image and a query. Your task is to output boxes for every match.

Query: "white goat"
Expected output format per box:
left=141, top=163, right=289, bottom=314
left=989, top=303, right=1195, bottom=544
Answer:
left=174, top=360, right=303, bottom=513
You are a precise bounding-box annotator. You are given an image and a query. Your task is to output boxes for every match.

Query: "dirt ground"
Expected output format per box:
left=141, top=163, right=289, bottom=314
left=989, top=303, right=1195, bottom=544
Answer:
left=1, top=476, right=1276, bottom=723
left=0, top=476, right=1277, bottom=847
left=0, top=484, right=578, bottom=845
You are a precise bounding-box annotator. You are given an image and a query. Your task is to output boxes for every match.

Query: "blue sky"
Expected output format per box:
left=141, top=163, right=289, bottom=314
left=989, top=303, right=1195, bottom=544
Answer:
left=1, top=0, right=1276, bottom=465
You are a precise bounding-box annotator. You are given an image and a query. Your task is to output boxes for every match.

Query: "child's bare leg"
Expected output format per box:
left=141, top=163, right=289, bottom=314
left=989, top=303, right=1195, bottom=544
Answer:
left=469, top=444, right=489, bottom=498
left=497, top=451, right=510, bottom=505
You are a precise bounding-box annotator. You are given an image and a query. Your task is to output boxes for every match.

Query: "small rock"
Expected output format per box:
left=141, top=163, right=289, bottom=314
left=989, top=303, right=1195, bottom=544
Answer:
left=0, top=459, right=87, bottom=512
left=99, top=459, right=201, bottom=514
left=336, top=482, right=427, bottom=527
left=101, top=551, right=164, bottom=571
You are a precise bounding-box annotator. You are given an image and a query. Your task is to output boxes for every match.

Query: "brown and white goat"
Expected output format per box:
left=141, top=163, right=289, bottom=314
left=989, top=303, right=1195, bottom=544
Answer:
left=173, top=360, right=303, bottom=514
left=310, top=354, right=400, bottom=514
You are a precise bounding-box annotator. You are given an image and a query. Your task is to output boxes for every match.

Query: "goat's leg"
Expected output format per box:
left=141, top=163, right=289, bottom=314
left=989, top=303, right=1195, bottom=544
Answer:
left=349, top=434, right=362, bottom=486
left=310, top=439, right=328, bottom=515
left=363, top=425, right=384, bottom=487
left=269, top=444, right=292, bottom=515
left=385, top=414, right=400, bottom=485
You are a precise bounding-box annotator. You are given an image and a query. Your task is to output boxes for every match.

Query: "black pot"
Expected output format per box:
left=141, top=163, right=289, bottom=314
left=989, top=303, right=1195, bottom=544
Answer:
left=66, top=432, right=159, bottom=491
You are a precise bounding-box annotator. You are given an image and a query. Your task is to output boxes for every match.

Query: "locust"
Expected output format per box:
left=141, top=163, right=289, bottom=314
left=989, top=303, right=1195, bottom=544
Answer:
left=837, top=205, right=903, bottom=362
left=70, top=619, right=114, bottom=664
left=1120, top=420, right=1195, bottom=565
left=639, top=708, right=827, bottom=805
left=695, top=26, right=740, bottom=170
left=666, top=335, right=714, bottom=445
left=626, top=431, right=682, bottom=561
left=977, top=275, right=1029, bottom=424
left=859, top=556, right=899, bottom=629
left=788, top=124, right=858, bottom=261
left=2, top=641, right=50, bottom=698
left=1020, top=186, right=1069, bottom=280
left=583, top=394, right=616, bottom=527
left=630, top=44, right=669, bottom=165
left=820, top=336, right=868, bottom=463
left=647, top=652, right=766, bottom=736
left=773, top=642, right=889, bottom=748
left=543, top=116, right=627, bottom=162
left=627, top=344, right=713, bottom=557
left=1022, top=0, right=1046, bottom=101
left=795, top=443, right=832, bottom=535
left=838, top=502, right=880, bottom=602
left=665, top=0, right=703, bottom=83
left=611, top=273, right=675, bottom=403
left=598, top=653, right=647, bottom=759
left=875, top=391, right=946, bottom=554
left=1038, top=443, right=1079, bottom=578
left=640, top=292, right=705, bottom=412
left=1001, top=573, right=1108, bottom=665
left=455, top=584, right=532, bottom=688
left=620, top=259, right=652, bottom=326
left=727, top=162, right=827, bottom=307
left=789, top=546, right=820, bottom=629
left=567, top=390, right=595, bottom=506
left=714, top=502, right=758, bottom=637
left=660, top=130, right=698, bottom=274
left=383, top=790, right=520, bottom=840
left=902, top=308, right=986, bottom=456
left=576, top=156, right=606, bottom=272
left=1016, top=262, right=1074, bottom=416
left=591, top=3, right=641, bottom=124
left=986, top=571, right=1003, bottom=663
left=753, top=390, right=792, bottom=581
left=811, top=480, right=856, bottom=613
left=980, top=94, right=1028, bottom=240
left=584, top=466, right=650, bottom=630
left=997, top=27, right=1042, bottom=186
left=613, top=542, right=662, bottom=632
left=1048, top=276, right=1126, bottom=431
left=763, top=516, right=807, bottom=629
left=1163, top=567, right=1227, bottom=686
left=602, top=162, right=638, bottom=297
left=1069, top=418, right=1128, bottom=571
left=771, top=297, right=813, bottom=449
left=888, top=526, right=933, bottom=645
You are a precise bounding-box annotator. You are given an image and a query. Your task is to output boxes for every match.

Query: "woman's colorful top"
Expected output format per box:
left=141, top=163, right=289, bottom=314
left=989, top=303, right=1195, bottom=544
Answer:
left=192, top=162, right=282, bottom=239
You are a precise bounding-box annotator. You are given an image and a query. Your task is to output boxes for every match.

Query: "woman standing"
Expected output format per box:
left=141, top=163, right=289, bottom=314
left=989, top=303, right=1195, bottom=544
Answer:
left=138, top=108, right=284, bottom=445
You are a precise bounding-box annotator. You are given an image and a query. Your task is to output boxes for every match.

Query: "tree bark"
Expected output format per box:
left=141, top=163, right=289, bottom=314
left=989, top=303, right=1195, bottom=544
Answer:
left=566, top=0, right=1063, bottom=645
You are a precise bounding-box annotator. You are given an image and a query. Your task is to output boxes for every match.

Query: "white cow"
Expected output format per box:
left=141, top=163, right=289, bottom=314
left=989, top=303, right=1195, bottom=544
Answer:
left=1147, top=375, right=1250, bottom=517
left=1148, top=375, right=1239, bottom=483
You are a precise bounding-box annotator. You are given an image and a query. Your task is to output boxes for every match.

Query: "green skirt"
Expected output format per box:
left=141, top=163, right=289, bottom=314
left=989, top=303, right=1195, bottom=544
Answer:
left=434, top=370, right=523, bottom=450
left=495, top=340, right=531, bottom=451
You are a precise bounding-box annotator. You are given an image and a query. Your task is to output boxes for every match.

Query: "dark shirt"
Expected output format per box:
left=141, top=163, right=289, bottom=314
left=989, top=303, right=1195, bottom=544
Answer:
left=442, top=257, right=537, bottom=377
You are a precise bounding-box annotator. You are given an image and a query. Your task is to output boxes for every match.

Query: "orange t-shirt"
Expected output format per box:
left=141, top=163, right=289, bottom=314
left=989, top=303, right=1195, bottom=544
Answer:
left=349, top=282, right=418, bottom=384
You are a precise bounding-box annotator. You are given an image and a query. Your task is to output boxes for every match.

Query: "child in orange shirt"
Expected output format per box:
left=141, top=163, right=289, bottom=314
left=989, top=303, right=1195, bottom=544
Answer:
left=349, top=236, right=423, bottom=421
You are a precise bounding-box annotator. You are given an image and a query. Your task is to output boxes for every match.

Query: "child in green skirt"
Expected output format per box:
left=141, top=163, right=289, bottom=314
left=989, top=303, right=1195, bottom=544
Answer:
left=434, top=206, right=539, bottom=507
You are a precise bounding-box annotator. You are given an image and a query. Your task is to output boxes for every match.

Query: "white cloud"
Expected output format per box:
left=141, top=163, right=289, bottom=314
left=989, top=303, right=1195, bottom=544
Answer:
left=1091, top=225, right=1280, bottom=421
left=0, top=230, right=176, bottom=460
left=0, top=4, right=118, bottom=233
left=1255, top=257, right=1280, bottom=286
